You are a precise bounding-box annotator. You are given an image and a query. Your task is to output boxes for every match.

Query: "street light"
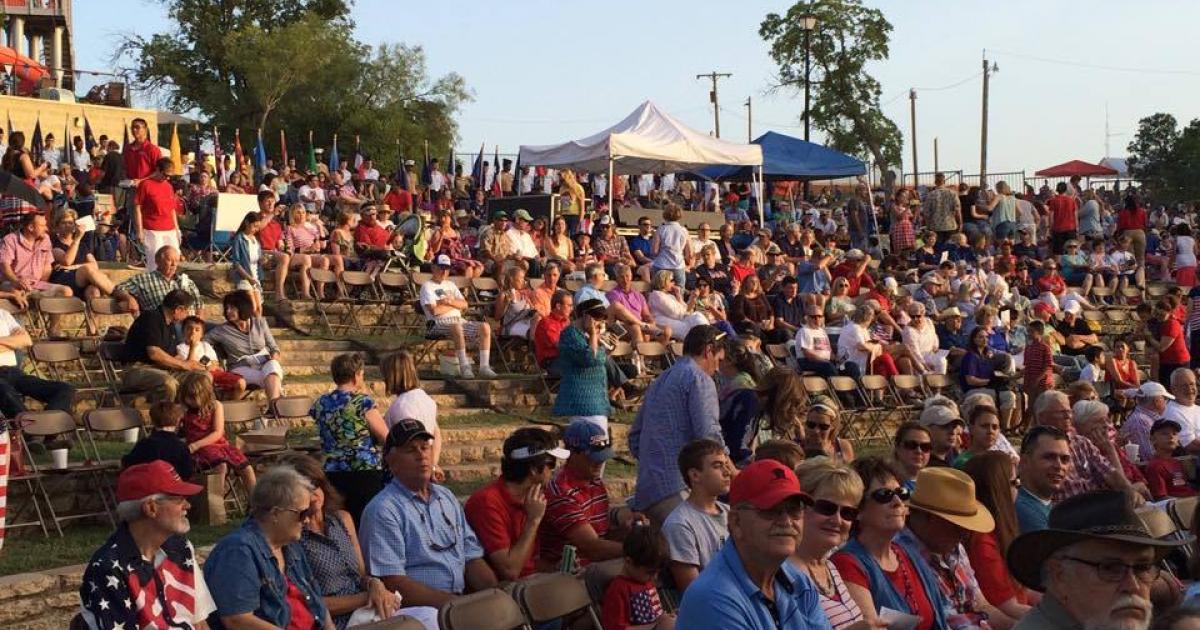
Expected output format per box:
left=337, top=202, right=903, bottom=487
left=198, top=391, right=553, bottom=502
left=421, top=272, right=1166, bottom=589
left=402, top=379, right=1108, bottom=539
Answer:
left=801, top=13, right=817, bottom=201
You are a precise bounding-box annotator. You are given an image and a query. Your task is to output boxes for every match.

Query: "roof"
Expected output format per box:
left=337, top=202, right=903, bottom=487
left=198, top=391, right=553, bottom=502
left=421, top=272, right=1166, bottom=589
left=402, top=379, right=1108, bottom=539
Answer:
left=1034, top=159, right=1118, bottom=178
left=687, top=131, right=866, bottom=182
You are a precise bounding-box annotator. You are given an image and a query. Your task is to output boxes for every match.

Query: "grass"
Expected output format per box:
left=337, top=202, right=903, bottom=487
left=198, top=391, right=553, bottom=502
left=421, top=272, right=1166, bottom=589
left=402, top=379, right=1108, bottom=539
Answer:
left=0, top=521, right=240, bottom=576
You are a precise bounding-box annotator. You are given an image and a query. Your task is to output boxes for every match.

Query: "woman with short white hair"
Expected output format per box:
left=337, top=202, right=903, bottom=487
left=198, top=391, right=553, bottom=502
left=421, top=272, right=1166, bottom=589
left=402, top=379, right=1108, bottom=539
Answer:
left=901, top=302, right=948, bottom=375
left=648, top=269, right=709, bottom=339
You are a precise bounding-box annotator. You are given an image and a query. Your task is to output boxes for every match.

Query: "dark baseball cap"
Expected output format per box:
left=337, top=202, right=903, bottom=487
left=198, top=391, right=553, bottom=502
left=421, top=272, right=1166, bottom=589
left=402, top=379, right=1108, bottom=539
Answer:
left=383, top=418, right=434, bottom=453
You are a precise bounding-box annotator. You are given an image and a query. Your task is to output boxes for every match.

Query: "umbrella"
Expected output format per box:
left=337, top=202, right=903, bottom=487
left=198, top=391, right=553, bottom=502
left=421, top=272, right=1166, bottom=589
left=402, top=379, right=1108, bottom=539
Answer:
left=1034, top=160, right=1118, bottom=178
left=0, top=170, right=48, bottom=211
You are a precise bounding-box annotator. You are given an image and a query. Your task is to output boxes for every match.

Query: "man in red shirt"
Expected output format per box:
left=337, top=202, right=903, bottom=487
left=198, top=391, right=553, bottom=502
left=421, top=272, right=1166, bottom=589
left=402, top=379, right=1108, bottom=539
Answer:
left=123, top=118, right=162, bottom=183
left=134, top=158, right=180, bottom=273
left=464, top=427, right=568, bottom=581
left=253, top=191, right=304, bottom=301
left=383, top=183, right=413, bottom=214
left=353, top=206, right=393, bottom=254
left=1046, top=182, right=1079, bottom=254
left=830, top=249, right=875, bottom=296
left=533, top=290, right=572, bottom=369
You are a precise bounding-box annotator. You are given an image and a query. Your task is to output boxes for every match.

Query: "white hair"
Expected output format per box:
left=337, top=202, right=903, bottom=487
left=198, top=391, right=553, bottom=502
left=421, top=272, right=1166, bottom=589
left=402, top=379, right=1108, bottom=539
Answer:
left=1034, top=390, right=1070, bottom=419
left=250, top=465, right=314, bottom=518
left=1072, top=399, right=1109, bottom=427
left=115, top=494, right=168, bottom=522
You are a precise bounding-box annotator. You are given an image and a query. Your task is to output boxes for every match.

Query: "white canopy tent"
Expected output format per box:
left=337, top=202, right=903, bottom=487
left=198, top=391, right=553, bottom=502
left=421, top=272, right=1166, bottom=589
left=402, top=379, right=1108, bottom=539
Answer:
left=518, top=100, right=767, bottom=221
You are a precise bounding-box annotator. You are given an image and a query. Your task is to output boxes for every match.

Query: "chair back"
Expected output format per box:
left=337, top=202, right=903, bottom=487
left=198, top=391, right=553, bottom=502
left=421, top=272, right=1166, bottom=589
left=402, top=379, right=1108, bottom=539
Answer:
left=19, top=410, right=78, bottom=439
left=35, top=296, right=87, bottom=316
left=308, top=266, right=339, bottom=285
left=352, top=617, right=427, bottom=630
left=31, top=340, right=82, bottom=363
left=515, top=573, right=599, bottom=627
left=271, top=396, right=315, bottom=421
left=378, top=271, right=412, bottom=292
left=220, top=400, right=263, bottom=430
left=84, top=407, right=142, bottom=433
left=342, top=270, right=376, bottom=289
left=1169, top=496, right=1200, bottom=532
left=438, top=588, right=529, bottom=630
left=88, top=296, right=133, bottom=316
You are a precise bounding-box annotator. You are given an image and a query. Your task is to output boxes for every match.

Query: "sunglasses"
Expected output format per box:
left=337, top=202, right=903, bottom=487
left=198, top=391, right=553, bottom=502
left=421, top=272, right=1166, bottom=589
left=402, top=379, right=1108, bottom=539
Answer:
left=868, top=486, right=911, bottom=504
left=806, top=420, right=832, bottom=431
left=278, top=505, right=317, bottom=521
left=810, top=498, right=860, bottom=522
left=900, top=440, right=932, bottom=453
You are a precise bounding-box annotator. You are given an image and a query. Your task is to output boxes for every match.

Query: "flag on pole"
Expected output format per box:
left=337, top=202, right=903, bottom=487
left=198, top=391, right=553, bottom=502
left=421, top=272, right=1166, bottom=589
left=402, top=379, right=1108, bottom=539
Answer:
left=30, top=116, right=43, bottom=164
left=279, top=129, right=288, bottom=169
left=491, top=145, right=502, bottom=197
left=5, top=111, right=12, bottom=137
left=233, top=129, right=244, bottom=177
left=306, top=131, right=317, bottom=174
left=83, top=112, right=96, bottom=154
left=214, top=127, right=227, bottom=188
left=421, top=140, right=431, bottom=186
left=254, top=129, right=267, bottom=184
left=63, top=114, right=73, bottom=174
left=446, top=143, right=455, bottom=184
left=472, top=143, right=484, bottom=191
left=327, top=134, right=340, bottom=174
left=193, top=124, right=203, bottom=173
left=397, top=153, right=410, bottom=192
left=169, top=123, right=183, bottom=175
left=352, top=134, right=363, bottom=174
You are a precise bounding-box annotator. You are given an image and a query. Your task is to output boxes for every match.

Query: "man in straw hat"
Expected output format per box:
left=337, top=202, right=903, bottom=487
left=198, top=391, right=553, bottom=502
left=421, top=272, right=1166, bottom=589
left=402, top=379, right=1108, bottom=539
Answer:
left=896, top=467, right=1019, bottom=628
left=1008, top=490, right=1191, bottom=629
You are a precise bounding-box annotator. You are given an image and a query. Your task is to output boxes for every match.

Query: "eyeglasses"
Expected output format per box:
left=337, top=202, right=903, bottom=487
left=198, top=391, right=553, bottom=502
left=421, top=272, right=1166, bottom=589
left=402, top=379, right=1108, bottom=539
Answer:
left=810, top=498, right=860, bottom=522
left=740, top=497, right=810, bottom=521
left=900, top=440, right=932, bottom=453
left=1060, top=556, right=1161, bottom=584
left=411, top=493, right=459, bottom=552
left=277, top=505, right=317, bottom=521
left=806, top=421, right=832, bottom=432
left=868, top=486, right=911, bottom=504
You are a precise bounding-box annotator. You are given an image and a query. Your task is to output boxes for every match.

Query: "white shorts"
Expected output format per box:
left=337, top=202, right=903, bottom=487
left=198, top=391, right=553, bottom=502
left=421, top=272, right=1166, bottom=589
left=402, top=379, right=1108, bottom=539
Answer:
left=232, top=359, right=284, bottom=386
left=142, top=229, right=180, bottom=272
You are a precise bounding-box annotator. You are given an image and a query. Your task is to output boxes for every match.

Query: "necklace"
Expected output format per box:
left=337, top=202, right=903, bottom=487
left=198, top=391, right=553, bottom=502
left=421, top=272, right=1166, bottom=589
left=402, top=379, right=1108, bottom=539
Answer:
left=802, top=558, right=834, bottom=598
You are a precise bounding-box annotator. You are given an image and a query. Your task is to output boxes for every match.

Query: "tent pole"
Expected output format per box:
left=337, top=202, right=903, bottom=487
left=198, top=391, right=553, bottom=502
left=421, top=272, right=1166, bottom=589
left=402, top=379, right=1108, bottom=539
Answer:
left=756, top=166, right=765, bottom=226
left=607, top=157, right=614, bottom=216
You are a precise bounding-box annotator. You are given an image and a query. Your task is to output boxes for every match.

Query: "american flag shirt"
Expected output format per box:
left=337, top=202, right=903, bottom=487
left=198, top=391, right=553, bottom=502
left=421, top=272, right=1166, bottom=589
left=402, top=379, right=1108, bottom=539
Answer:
left=79, top=524, right=216, bottom=629
left=601, top=575, right=665, bottom=629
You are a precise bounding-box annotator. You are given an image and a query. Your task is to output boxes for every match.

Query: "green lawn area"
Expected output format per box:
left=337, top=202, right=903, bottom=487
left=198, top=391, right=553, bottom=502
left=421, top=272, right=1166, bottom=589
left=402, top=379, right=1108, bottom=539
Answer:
left=0, top=521, right=239, bottom=576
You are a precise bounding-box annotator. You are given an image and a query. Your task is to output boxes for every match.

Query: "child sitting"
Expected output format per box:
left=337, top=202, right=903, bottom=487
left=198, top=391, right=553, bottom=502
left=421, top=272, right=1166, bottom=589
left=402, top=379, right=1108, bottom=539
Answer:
left=1078, top=345, right=1107, bottom=385
left=177, top=370, right=256, bottom=495
left=1144, top=419, right=1198, bottom=500
left=601, top=525, right=676, bottom=630
left=176, top=316, right=247, bottom=399
left=953, top=404, right=1001, bottom=468
left=120, top=401, right=194, bottom=481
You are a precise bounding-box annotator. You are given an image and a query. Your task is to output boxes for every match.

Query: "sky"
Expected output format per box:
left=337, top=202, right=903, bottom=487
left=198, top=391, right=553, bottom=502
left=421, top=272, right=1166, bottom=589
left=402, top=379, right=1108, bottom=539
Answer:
left=72, top=0, right=1200, bottom=175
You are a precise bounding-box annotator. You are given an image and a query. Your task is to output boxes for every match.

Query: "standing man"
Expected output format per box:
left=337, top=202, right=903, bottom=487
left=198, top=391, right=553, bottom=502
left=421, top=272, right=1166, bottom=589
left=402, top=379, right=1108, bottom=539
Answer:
left=124, top=118, right=161, bottom=185
left=43, top=133, right=61, bottom=170
left=922, top=172, right=962, bottom=244
left=1016, top=426, right=1072, bottom=533
left=629, top=325, right=727, bottom=526
left=134, top=157, right=181, bottom=272
left=1047, top=182, right=1079, bottom=255
left=844, top=183, right=873, bottom=250
left=676, top=459, right=830, bottom=629
left=428, top=158, right=446, bottom=193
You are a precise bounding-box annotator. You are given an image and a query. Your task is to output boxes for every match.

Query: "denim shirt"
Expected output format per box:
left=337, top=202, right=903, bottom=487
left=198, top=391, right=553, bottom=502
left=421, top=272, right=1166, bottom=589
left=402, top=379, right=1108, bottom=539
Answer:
left=203, top=519, right=329, bottom=629
left=228, top=232, right=263, bottom=285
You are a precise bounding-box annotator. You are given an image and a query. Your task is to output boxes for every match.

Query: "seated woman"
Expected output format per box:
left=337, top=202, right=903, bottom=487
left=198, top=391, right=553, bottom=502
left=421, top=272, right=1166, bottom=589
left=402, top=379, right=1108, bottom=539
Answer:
left=687, top=276, right=734, bottom=337
left=206, top=290, right=285, bottom=401
left=648, top=269, right=709, bottom=340
left=284, top=203, right=342, bottom=298
left=728, top=274, right=773, bottom=335
left=493, top=265, right=540, bottom=340
left=228, top=211, right=265, bottom=314
left=330, top=208, right=363, bottom=271
left=799, top=402, right=855, bottom=464
left=48, top=207, right=117, bottom=303
left=831, top=457, right=950, bottom=629
left=542, top=215, right=575, bottom=273
left=693, top=243, right=733, bottom=297
left=891, top=422, right=932, bottom=492
left=961, top=452, right=1033, bottom=622
left=428, top=209, right=483, bottom=279
left=203, top=465, right=335, bottom=629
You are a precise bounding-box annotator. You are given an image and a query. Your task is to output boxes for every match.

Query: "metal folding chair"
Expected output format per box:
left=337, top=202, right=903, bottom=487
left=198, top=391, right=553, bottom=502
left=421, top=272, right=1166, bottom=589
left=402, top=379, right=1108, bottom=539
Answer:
left=17, top=410, right=116, bottom=530
left=30, top=340, right=113, bottom=406
left=438, top=588, right=531, bottom=630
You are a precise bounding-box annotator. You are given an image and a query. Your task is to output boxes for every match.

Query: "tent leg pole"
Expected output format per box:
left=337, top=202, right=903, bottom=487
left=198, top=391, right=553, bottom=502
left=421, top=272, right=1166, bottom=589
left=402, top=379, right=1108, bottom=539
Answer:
left=757, top=167, right=765, bottom=226
left=607, top=158, right=614, bottom=216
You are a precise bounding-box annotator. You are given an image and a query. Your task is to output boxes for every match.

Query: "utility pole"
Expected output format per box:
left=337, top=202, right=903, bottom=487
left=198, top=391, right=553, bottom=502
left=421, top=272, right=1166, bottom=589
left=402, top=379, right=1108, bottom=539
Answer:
left=980, top=52, right=997, bottom=185
left=745, top=96, right=752, bottom=142
left=909, top=88, right=918, bottom=188
left=696, top=71, right=732, bottom=137
left=934, top=137, right=940, bottom=174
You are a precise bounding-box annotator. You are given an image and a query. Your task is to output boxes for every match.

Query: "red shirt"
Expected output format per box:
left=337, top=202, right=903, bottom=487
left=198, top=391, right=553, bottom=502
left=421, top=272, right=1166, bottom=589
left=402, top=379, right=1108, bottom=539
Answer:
left=534, top=313, right=569, bottom=368
left=464, top=478, right=538, bottom=578
left=832, top=545, right=935, bottom=630
left=1118, top=207, right=1148, bottom=232
left=123, top=140, right=162, bottom=181
left=1047, top=194, right=1078, bottom=233
left=539, top=465, right=609, bottom=568
left=1145, top=455, right=1198, bottom=500
left=966, top=532, right=1027, bottom=608
left=1160, top=316, right=1190, bottom=365
left=601, top=575, right=665, bottom=630
left=283, top=578, right=316, bottom=630
left=1036, top=273, right=1065, bottom=296
left=354, top=222, right=391, bottom=249
left=257, top=220, right=283, bottom=251
left=134, top=177, right=179, bottom=231
left=832, top=261, right=875, bottom=295
left=729, top=261, right=756, bottom=283
left=1023, top=339, right=1054, bottom=390
left=383, top=188, right=413, bottom=213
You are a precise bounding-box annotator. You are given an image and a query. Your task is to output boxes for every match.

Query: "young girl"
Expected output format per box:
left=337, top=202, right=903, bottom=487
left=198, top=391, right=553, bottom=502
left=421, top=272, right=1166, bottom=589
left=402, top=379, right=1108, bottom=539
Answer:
left=953, top=404, right=1001, bottom=468
left=228, top=211, right=264, bottom=315
left=1173, top=223, right=1197, bottom=288
left=177, top=370, right=256, bottom=496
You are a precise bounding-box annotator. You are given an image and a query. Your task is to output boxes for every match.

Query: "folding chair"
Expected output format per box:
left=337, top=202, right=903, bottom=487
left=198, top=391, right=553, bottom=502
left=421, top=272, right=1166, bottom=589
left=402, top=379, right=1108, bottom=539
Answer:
left=826, top=376, right=870, bottom=442
left=1168, top=496, right=1199, bottom=533
left=563, top=278, right=584, bottom=293
left=765, top=343, right=791, bottom=367
left=30, top=339, right=113, bottom=406
left=799, top=375, right=836, bottom=407
left=17, top=410, right=115, bottom=530
left=636, top=341, right=671, bottom=376
left=630, top=280, right=650, bottom=293
left=340, top=270, right=385, bottom=333
left=470, top=276, right=500, bottom=316
left=270, top=395, right=315, bottom=429
left=377, top=271, right=423, bottom=334
left=513, top=573, right=602, bottom=629
left=858, top=375, right=904, bottom=444
left=309, top=267, right=357, bottom=335
left=87, top=296, right=135, bottom=337
left=221, top=400, right=264, bottom=433
left=1106, top=309, right=1133, bottom=335
left=1, top=415, right=53, bottom=539
left=32, top=295, right=89, bottom=338
left=1120, top=286, right=1143, bottom=306
left=891, top=374, right=926, bottom=409
left=922, top=373, right=952, bottom=398
left=81, top=407, right=143, bottom=464
left=438, top=588, right=531, bottom=630
left=1090, top=286, right=1114, bottom=307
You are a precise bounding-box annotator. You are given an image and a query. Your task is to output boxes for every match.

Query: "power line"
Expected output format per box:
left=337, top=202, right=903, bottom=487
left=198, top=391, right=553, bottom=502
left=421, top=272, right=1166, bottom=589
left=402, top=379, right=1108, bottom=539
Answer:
left=989, top=49, right=1200, bottom=76
left=914, top=71, right=983, bottom=92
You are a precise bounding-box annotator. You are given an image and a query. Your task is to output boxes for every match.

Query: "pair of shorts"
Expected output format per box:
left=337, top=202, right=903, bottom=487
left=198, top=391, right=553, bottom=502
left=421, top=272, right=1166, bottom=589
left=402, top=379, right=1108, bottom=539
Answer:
left=209, top=368, right=245, bottom=393
left=429, top=316, right=483, bottom=343
left=231, top=359, right=284, bottom=386
left=48, top=268, right=82, bottom=295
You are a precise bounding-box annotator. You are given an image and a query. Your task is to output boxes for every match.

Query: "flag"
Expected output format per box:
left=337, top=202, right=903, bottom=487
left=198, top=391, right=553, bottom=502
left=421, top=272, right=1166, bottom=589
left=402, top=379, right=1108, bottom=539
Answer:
left=83, top=112, right=96, bottom=153
left=397, top=154, right=410, bottom=191
left=30, top=116, right=43, bottom=164
left=327, top=134, right=339, bottom=174
left=214, top=127, right=227, bottom=188
left=169, top=123, right=183, bottom=175
left=253, top=128, right=267, bottom=182
left=421, top=140, right=431, bottom=185
left=122, top=120, right=130, bottom=152
left=233, top=129, right=244, bottom=177
left=446, top=143, right=454, bottom=184
left=472, top=143, right=484, bottom=190
left=352, top=134, right=363, bottom=174
left=193, top=124, right=203, bottom=172
left=491, top=145, right=502, bottom=197
left=279, top=129, right=288, bottom=168
left=306, top=130, right=317, bottom=174
left=5, top=111, right=12, bottom=137
left=63, top=114, right=73, bottom=173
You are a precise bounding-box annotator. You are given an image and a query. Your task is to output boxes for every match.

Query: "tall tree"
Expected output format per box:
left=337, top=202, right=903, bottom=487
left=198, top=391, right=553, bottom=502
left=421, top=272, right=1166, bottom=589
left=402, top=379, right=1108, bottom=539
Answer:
left=760, top=0, right=903, bottom=184
left=1127, top=113, right=1200, bottom=203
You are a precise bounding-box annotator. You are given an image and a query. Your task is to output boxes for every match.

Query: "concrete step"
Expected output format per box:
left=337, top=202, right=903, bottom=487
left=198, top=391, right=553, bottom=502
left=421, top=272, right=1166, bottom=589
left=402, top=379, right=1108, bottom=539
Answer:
left=440, top=440, right=505, bottom=466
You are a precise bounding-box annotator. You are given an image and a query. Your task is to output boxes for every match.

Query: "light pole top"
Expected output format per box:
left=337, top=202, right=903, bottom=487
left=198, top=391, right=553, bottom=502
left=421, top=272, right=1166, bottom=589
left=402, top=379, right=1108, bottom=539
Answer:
left=800, top=14, right=817, bottom=31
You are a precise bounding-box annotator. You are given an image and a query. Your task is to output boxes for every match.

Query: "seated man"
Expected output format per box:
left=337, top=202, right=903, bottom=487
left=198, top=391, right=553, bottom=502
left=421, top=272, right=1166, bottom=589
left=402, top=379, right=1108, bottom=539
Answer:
left=328, top=170, right=364, bottom=210
left=0, top=301, right=74, bottom=419
left=112, top=245, right=203, bottom=315
left=505, top=209, right=542, bottom=277
left=120, top=289, right=202, bottom=402
left=464, top=427, right=568, bottom=581
left=253, top=192, right=306, bottom=302
left=479, top=211, right=514, bottom=273
left=536, top=290, right=635, bottom=398
left=361, top=419, right=498, bottom=607
left=606, top=262, right=669, bottom=344
left=353, top=205, right=398, bottom=259
left=419, top=254, right=495, bottom=378
left=663, top=438, right=731, bottom=593
left=79, top=460, right=214, bottom=629
left=539, top=419, right=640, bottom=570
left=0, top=212, right=72, bottom=335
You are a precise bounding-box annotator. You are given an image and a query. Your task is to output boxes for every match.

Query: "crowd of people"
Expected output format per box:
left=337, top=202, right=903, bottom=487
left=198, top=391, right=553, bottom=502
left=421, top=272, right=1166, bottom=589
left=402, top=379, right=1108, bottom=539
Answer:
left=4, top=124, right=1200, bottom=629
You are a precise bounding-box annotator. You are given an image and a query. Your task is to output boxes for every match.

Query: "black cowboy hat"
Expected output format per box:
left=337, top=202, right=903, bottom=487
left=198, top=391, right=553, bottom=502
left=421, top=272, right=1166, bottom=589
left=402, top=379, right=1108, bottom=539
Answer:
left=1006, top=490, right=1191, bottom=592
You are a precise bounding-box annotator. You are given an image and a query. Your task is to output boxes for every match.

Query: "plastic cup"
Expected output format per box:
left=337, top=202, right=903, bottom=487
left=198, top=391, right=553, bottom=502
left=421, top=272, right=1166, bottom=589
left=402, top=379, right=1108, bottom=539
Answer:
left=122, top=428, right=140, bottom=443
left=49, top=448, right=69, bottom=470
left=1124, top=443, right=1140, bottom=463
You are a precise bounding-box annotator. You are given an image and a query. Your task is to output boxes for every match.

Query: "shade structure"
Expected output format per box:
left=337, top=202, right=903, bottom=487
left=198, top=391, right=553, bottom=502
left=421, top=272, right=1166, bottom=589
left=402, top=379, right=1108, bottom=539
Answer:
left=1034, top=159, right=1118, bottom=178
left=686, top=131, right=866, bottom=182
left=517, top=100, right=763, bottom=175
left=1098, top=157, right=1129, bottom=178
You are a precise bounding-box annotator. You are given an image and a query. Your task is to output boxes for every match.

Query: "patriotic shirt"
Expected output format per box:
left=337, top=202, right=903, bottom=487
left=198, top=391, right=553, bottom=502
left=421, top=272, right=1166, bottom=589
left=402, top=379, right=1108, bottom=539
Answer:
left=601, top=575, right=665, bottom=630
left=79, top=524, right=215, bottom=629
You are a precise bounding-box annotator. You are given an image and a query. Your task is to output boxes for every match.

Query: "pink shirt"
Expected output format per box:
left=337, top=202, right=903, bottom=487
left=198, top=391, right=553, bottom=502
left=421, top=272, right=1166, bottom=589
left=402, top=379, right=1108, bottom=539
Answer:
left=606, top=286, right=647, bottom=316
left=0, top=231, right=53, bottom=287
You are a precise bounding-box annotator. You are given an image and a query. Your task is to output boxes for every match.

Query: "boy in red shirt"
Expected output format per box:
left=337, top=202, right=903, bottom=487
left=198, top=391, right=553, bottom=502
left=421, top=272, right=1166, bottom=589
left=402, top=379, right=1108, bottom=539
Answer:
left=1022, top=320, right=1057, bottom=421
left=1144, top=419, right=1198, bottom=500
left=1046, top=182, right=1078, bottom=254
left=601, top=525, right=676, bottom=630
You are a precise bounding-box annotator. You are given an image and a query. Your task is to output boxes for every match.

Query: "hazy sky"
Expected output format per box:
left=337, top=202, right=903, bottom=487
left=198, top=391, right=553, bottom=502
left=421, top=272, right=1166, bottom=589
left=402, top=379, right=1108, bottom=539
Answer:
left=74, top=1, right=1200, bottom=174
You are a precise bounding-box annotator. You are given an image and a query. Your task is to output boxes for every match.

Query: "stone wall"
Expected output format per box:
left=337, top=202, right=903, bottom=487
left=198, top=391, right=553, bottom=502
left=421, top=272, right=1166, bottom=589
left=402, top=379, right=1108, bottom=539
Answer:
left=0, top=94, right=159, bottom=150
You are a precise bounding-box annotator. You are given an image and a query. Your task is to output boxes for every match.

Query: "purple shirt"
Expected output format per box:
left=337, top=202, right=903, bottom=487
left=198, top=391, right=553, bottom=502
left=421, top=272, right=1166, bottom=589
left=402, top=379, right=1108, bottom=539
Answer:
left=0, top=232, right=52, bottom=287
left=607, top=286, right=648, bottom=316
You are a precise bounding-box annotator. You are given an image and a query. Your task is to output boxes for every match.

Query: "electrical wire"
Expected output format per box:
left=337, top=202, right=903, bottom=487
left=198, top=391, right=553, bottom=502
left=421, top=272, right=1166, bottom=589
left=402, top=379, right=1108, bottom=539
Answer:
left=989, top=49, right=1200, bottom=76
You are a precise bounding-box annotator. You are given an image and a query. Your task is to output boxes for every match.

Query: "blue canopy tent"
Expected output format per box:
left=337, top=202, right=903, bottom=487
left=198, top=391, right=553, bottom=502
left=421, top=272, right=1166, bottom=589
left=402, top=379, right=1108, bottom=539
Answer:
left=687, top=131, right=866, bottom=182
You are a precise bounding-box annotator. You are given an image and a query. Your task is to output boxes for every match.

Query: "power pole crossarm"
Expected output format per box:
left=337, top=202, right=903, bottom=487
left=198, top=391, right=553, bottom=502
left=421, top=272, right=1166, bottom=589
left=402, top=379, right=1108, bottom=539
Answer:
left=697, top=71, right=732, bottom=138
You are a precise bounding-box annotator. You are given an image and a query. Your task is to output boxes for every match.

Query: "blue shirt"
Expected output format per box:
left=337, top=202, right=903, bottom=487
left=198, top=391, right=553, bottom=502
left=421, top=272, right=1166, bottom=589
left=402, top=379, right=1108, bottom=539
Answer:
left=959, top=350, right=992, bottom=392
left=551, top=325, right=611, bottom=417
left=794, top=260, right=829, bottom=294
left=573, top=284, right=609, bottom=309
left=203, top=519, right=329, bottom=629
left=1015, top=486, right=1051, bottom=533
left=677, top=541, right=833, bottom=630
left=630, top=235, right=654, bottom=262
left=629, top=356, right=724, bottom=510
left=360, top=479, right=485, bottom=595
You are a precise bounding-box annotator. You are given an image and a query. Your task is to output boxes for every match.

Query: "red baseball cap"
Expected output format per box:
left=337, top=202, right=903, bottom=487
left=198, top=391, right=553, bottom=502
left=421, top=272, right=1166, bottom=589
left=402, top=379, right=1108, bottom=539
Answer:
left=1033, top=302, right=1055, bottom=316
left=729, top=459, right=808, bottom=510
left=117, top=460, right=204, bottom=501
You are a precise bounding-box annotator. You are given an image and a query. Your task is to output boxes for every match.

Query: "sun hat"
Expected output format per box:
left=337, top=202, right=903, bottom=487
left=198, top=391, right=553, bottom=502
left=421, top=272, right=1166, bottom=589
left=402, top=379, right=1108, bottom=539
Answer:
left=908, top=467, right=995, bottom=533
left=728, top=459, right=809, bottom=510
left=1007, top=490, right=1191, bottom=591
left=939, top=306, right=963, bottom=320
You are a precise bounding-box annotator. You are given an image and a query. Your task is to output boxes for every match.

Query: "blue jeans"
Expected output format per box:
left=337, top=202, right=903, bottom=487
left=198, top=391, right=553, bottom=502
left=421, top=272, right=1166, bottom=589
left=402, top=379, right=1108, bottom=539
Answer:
left=795, top=357, right=838, bottom=377
left=0, top=366, right=75, bottom=418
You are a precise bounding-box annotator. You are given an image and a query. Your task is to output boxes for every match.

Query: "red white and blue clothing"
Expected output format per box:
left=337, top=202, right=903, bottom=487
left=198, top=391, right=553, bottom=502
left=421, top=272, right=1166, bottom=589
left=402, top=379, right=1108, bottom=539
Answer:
left=602, top=575, right=666, bottom=630
left=539, top=465, right=610, bottom=568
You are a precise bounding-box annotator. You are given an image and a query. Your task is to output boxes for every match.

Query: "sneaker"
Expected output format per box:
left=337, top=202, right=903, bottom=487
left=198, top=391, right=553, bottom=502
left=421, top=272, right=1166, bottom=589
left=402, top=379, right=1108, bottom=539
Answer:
left=478, top=366, right=498, bottom=379
left=459, top=365, right=475, bottom=379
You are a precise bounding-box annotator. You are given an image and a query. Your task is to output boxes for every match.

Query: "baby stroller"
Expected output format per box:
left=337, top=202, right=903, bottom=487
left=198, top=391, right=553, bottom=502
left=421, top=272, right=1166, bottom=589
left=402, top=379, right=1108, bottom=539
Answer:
left=379, top=211, right=428, bottom=274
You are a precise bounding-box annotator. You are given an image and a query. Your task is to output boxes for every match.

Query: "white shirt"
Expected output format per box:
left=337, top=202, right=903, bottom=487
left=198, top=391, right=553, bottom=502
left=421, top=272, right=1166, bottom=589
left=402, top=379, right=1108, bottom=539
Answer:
left=795, top=325, right=831, bottom=361
left=484, top=165, right=495, bottom=191
left=541, top=172, right=554, bottom=195
left=1108, top=251, right=1136, bottom=275
left=1177, top=236, right=1197, bottom=268
left=505, top=227, right=539, bottom=259
left=638, top=174, right=654, bottom=197
left=0, top=309, right=21, bottom=366
left=1165, top=401, right=1200, bottom=447
left=362, top=168, right=380, bottom=181
left=72, top=147, right=91, bottom=172
left=660, top=173, right=676, bottom=193
left=837, top=323, right=873, bottom=372
left=429, top=170, right=447, bottom=192
left=520, top=172, right=535, bottom=194
left=592, top=174, right=607, bottom=197
left=43, top=146, right=61, bottom=170
left=299, top=185, right=326, bottom=203
left=419, top=279, right=464, bottom=320
left=814, top=217, right=836, bottom=236
left=689, top=237, right=717, bottom=262
left=176, top=340, right=219, bottom=364
left=385, top=389, right=439, bottom=436
left=653, top=222, right=689, bottom=270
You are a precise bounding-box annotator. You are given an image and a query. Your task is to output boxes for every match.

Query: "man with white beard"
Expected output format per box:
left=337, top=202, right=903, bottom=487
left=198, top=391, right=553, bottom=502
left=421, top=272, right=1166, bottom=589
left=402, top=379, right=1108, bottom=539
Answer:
left=1007, top=490, right=1190, bottom=629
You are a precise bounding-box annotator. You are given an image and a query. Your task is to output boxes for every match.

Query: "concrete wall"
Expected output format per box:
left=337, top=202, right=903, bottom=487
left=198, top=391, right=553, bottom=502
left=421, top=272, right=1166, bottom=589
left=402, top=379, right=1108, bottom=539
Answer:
left=0, top=94, right=159, bottom=148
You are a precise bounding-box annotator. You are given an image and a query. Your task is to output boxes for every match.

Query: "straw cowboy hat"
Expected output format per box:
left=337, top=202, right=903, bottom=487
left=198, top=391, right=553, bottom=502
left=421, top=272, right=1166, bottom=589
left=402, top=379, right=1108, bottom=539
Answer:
left=908, top=467, right=995, bottom=533
left=1006, top=490, right=1191, bottom=592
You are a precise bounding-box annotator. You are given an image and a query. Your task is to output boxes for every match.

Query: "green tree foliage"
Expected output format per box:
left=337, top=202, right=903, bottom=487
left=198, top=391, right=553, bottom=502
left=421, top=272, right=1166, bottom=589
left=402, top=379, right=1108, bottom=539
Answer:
left=117, top=0, right=470, bottom=174
left=1127, top=113, right=1200, bottom=203
left=760, top=0, right=903, bottom=183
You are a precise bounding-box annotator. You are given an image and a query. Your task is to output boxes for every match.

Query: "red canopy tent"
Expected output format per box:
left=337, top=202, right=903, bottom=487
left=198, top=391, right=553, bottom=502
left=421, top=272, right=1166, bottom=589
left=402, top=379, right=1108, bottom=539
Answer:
left=1034, top=159, right=1118, bottom=178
